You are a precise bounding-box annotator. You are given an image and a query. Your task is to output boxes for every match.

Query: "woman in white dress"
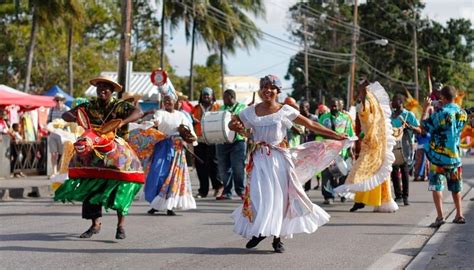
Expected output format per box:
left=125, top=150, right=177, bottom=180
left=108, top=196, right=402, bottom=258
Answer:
left=145, top=94, right=197, bottom=216
left=229, top=75, right=348, bottom=253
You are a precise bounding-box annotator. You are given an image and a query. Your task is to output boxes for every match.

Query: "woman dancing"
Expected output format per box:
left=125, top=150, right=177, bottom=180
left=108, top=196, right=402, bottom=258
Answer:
left=229, top=75, right=348, bottom=253
left=145, top=93, right=197, bottom=216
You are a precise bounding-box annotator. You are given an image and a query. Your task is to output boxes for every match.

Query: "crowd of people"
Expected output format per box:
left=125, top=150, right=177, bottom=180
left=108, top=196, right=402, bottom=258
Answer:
left=14, top=72, right=466, bottom=254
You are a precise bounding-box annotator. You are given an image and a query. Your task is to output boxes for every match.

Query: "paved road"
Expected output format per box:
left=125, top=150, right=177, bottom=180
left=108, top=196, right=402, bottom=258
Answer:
left=1, top=158, right=473, bottom=270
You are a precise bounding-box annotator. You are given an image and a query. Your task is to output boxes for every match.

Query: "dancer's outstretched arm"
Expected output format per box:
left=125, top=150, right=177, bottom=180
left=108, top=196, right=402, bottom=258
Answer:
left=294, top=115, right=347, bottom=141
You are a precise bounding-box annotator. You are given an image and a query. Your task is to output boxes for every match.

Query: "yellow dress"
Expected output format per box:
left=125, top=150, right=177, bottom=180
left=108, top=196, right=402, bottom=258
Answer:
left=334, top=82, right=398, bottom=212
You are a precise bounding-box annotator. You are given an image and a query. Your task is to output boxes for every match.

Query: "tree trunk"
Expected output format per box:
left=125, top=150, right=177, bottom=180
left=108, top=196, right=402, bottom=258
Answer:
left=24, top=7, right=38, bottom=93
left=219, top=43, right=224, bottom=98
left=118, top=0, right=132, bottom=97
left=188, top=18, right=196, bottom=101
left=67, top=23, right=74, bottom=96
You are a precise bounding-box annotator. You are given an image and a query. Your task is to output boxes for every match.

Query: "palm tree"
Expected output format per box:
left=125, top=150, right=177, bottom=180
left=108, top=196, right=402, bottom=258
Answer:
left=62, top=0, right=85, bottom=96
left=165, top=0, right=264, bottom=99
left=205, top=1, right=264, bottom=97
left=24, top=0, right=63, bottom=92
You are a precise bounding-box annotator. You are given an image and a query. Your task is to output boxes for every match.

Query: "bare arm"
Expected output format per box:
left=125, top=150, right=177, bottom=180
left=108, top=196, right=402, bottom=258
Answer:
left=62, top=109, right=77, bottom=122
left=120, top=107, right=144, bottom=128
left=293, top=114, right=347, bottom=140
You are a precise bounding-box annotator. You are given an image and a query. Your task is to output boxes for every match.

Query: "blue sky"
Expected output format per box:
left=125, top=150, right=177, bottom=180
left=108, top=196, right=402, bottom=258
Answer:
left=159, top=0, right=473, bottom=91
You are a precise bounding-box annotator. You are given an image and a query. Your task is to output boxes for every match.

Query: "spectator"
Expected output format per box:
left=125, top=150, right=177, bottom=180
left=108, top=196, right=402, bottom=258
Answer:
left=47, top=93, right=71, bottom=177
left=10, top=123, right=25, bottom=177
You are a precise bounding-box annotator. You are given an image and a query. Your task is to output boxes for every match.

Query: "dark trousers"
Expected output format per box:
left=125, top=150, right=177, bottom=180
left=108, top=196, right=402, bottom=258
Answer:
left=391, top=164, right=410, bottom=199
left=321, top=168, right=346, bottom=200
left=82, top=199, right=102, bottom=220
left=216, top=141, right=246, bottom=197
left=195, top=142, right=222, bottom=196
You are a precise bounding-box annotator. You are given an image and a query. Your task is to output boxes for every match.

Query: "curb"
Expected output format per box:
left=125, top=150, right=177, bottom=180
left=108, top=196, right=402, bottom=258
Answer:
left=406, top=187, right=473, bottom=270
left=367, top=183, right=472, bottom=270
left=0, top=185, right=52, bottom=200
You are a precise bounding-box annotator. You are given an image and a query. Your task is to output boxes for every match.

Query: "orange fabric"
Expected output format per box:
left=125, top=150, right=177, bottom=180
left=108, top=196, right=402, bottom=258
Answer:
left=191, top=103, right=220, bottom=137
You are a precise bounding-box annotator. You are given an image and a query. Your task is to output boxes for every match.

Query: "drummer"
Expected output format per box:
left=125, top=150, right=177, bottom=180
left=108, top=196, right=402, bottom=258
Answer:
left=216, top=89, right=247, bottom=200
left=191, top=87, right=224, bottom=199
left=318, top=98, right=355, bottom=204
left=390, top=94, right=421, bottom=206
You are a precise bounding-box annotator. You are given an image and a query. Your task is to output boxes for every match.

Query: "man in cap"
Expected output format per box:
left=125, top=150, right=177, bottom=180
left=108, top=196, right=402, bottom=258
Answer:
left=47, top=93, right=71, bottom=177
left=191, top=87, right=223, bottom=198
left=216, top=89, right=246, bottom=200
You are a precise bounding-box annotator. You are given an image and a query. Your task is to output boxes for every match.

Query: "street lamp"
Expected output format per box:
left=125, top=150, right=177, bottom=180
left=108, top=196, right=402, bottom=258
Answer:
left=359, top=39, right=388, bottom=46
left=347, top=38, right=389, bottom=109
left=295, top=67, right=309, bottom=101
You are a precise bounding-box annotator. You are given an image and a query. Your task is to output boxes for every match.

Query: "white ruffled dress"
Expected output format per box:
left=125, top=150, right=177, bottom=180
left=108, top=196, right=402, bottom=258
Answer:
left=232, top=105, right=331, bottom=239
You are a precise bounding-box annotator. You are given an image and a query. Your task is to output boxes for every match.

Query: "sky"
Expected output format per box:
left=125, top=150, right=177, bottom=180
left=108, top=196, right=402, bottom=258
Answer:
left=159, top=0, right=474, bottom=91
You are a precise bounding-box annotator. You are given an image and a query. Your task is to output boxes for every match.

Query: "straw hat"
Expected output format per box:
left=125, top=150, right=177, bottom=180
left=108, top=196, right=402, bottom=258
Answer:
left=89, top=76, right=122, bottom=92
left=176, top=91, right=188, bottom=101
left=54, top=93, right=66, bottom=101
left=121, top=92, right=143, bottom=103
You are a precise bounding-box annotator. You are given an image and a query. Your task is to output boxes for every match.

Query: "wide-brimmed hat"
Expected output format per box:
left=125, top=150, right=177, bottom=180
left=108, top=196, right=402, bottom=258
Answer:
left=121, top=92, right=143, bottom=103
left=54, top=93, right=66, bottom=101
left=90, top=76, right=122, bottom=92
left=176, top=91, right=188, bottom=101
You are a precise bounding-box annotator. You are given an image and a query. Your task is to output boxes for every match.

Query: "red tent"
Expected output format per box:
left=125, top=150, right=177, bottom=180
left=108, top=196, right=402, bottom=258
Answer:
left=0, top=84, right=55, bottom=109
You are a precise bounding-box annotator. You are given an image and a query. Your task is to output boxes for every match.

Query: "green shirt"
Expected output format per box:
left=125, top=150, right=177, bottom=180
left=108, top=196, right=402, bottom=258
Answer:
left=75, top=97, right=136, bottom=139
left=220, top=102, right=246, bottom=142
left=318, top=111, right=354, bottom=158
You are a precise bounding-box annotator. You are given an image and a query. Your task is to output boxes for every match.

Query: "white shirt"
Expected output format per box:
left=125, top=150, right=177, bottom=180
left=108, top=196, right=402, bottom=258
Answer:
left=153, top=110, right=197, bottom=141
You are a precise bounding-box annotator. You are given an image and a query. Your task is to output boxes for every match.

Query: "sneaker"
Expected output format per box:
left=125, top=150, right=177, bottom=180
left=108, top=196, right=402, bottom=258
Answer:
left=166, top=210, right=176, bottom=216
left=214, top=187, right=224, bottom=197
left=246, top=235, right=266, bottom=249
left=195, top=193, right=207, bottom=199
left=323, top=199, right=333, bottom=205
left=115, top=226, right=126, bottom=239
left=403, top=197, right=410, bottom=206
left=216, top=195, right=232, bottom=200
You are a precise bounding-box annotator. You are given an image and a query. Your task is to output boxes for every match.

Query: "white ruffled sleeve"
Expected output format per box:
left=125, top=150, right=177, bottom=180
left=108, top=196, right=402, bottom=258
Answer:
left=239, top=106, right=254, bottom=129
left=281, top=105, right=300, bottom=129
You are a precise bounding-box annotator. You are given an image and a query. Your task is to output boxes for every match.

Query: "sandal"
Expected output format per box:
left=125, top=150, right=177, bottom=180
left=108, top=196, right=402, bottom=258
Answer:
left=429, top=217, right=445, bottom=228
left=452, top=216, right=466, bottom=224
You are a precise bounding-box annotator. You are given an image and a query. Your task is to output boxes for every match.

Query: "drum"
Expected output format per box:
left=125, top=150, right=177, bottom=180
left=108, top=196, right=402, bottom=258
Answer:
left=328, top=156, right=349, bottom=178
left=201, top=111, right=236, bottom=144
left=393, top=127, right=415, bottom=166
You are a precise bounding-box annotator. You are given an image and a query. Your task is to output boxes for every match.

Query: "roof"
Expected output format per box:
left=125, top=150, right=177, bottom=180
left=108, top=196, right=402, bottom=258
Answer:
left=0, top=84, right=55, bottom=109
left=85, top=72, right=160, bottom=100
left=224, top=76, right=260, bottom=93
left=43, top=85, right=74, bottom=107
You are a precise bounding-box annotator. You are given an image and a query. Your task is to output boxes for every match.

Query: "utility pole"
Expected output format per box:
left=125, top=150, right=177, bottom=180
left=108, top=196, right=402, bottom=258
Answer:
left=160, top=0, right=165, bottom=69
left=412, top=5, right=419, bottom=100
left=118, top=0, right=132, bottom=97
left=347, top=0, right=359, bottom=109
left=303, top=9, right=309, bottom=101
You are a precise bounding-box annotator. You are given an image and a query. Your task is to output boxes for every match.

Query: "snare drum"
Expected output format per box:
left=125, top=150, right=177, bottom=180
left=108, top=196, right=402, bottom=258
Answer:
left=201, top=111, right=236, bottom=144
left=328, top=156, right=349, bottom=178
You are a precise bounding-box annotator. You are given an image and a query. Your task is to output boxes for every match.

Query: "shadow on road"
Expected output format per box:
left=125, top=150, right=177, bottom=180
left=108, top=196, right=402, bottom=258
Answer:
left=0, top=245, right=275, bottom=255
left=0, top=232, right=114, bottom=244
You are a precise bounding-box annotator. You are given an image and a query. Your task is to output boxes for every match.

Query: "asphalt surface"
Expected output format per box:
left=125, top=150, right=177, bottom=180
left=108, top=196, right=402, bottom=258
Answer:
left=1, top=157, right=473, bottom=270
